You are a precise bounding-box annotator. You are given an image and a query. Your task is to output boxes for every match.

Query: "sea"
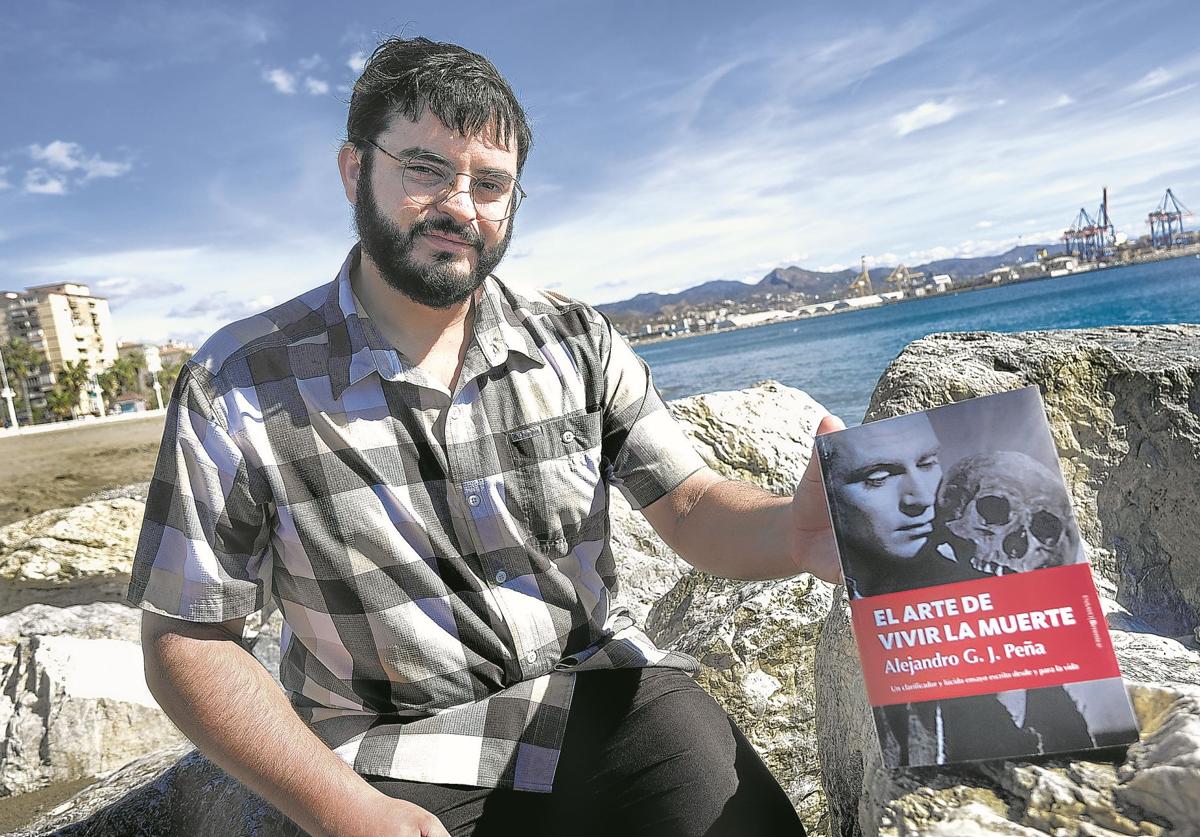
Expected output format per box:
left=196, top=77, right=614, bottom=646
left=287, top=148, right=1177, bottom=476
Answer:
left=634, top=256, right=1200, bottom=425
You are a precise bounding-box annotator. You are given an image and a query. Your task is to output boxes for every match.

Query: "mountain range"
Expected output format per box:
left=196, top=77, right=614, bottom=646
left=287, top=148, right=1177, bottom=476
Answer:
left=595, top=243, right=1063, bottom=319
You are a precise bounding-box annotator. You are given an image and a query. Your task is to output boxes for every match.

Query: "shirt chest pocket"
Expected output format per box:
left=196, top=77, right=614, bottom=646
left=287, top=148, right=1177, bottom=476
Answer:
left=502, top=409, right=604, bottom=544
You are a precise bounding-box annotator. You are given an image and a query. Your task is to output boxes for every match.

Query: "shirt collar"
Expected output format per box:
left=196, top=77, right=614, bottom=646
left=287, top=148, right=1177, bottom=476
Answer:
left=324, top=246, right=544, bottom=400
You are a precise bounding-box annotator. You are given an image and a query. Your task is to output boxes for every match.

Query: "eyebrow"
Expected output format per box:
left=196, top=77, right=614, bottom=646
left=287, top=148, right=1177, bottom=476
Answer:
left=395, top=146, right=515, bottom=178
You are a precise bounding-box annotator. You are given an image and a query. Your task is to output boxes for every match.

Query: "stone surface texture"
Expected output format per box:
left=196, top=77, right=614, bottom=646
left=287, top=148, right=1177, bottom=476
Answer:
left=642, top=382, right=836, bottom=833
left=0, top=630, right=186, bottom=797
left=0, top=499, right=144, bottom=615
left=817, top=324, right=1200, bottom=837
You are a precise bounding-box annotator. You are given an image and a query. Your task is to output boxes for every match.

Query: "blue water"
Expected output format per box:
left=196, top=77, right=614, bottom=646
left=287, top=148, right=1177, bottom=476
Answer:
left=634, top=256, right=1200, bottom=424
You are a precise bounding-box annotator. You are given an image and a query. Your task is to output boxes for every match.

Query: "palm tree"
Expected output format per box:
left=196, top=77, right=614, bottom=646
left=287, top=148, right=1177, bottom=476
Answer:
left=55, top=359, right=91, bottom=418
left=2, top=337, right=38, bottom=417
left=97, top=369, right=122, bottom=408
left=45, top=387, right=77, bottom=421
left=158, top=354, right=191, bottom=395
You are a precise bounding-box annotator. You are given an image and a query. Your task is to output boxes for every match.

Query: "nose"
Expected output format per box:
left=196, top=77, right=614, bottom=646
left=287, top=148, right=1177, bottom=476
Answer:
left=434, top=174, right=479, bottom=224
left=899, top=471, right=936, bottom=517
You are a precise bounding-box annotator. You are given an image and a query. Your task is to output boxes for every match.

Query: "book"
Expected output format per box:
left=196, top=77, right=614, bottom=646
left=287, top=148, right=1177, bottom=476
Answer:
left=815, top=386, right=1139, bottom=768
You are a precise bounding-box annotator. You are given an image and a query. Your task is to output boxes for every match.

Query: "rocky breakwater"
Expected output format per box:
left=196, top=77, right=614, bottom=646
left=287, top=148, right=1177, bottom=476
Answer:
left=816, top=324, right=1200, bottom=836
left=15, top=382, right=840, bottom=835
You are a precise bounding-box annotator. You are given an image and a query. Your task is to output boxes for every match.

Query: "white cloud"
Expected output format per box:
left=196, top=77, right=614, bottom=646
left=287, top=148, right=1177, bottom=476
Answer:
left=1124, top=82, right=1198, bottom=111
left=23, top=169, right=68, bottom=195
left=347, top=51, right=367, bottom=75
left=976, top=220, right=994, bottom=229
left=304, top=77, right=329, bottom=96
left=28, top=140, right=131, bottom=181
left=1130, top=67, right=1171, bottom=91
left=0, top=167, right=9, bottom=190
left=297, top=54, right=323, bottom=72
left=892, top=99, right=959, bottom=137
left=93, top=275, right=187, bottom=307
left=1046, top=93, right=1074, bottom=109
left=169, top=293, right=276, bottom=320
left=263, top=68, right=296, bottom=94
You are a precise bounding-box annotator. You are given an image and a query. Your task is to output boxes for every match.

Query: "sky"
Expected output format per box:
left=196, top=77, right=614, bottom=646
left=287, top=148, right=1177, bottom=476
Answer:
left=2, top=0, right=1199, bottom=345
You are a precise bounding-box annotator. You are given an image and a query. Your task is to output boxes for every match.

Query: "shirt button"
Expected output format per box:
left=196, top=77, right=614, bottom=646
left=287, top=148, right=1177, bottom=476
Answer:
left=466, top=494, right=481, bottom=507
left=495, top=570, right=507, bottom=584
left=561, top=430, right=575, bottom=444
left=526, top=651, right=538, bottom=664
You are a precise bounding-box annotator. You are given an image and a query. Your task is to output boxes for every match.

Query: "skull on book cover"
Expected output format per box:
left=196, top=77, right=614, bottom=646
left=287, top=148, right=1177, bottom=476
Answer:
left=937, top=451, right=1080, bottom=575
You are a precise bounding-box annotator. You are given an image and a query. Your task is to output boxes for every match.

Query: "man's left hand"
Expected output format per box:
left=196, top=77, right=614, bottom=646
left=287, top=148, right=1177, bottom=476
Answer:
left=791, top=413, right=846, bottom=585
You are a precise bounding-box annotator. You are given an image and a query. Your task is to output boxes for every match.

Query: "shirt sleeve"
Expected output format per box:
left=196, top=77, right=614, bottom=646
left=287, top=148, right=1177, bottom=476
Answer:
left=126, top=363, right=274, bottom=622
left=599, top=317, right=706, bottom=509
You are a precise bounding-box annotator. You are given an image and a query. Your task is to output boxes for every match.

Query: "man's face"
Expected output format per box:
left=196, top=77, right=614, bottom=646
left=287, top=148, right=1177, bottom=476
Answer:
left=349, top=109, right=518, bottom=309
left=827, top=414, right=942, bottom=565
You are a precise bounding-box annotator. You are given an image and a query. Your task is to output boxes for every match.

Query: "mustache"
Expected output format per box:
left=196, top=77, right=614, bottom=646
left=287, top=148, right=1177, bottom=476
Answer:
left=410, top=217, right=482, bottom=248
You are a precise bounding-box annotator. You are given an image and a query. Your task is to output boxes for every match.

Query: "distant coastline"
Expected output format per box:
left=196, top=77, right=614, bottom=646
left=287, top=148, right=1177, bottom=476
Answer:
left=624, top=246, right=1200, bottom=347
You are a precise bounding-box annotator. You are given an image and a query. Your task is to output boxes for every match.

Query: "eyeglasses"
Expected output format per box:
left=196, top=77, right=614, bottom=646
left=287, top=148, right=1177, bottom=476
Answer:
left=353, top=136, right=525, bottom=222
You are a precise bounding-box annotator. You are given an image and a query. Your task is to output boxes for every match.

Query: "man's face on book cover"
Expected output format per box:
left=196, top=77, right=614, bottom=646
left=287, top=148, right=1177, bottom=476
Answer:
left=827, top=413, right=942, bottom=566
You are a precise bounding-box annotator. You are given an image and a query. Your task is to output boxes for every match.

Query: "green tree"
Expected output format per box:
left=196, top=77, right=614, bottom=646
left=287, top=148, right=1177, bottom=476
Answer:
left=54, top=359, right=91, bottom=418
left=97, top=369, right=122, bottom=406
left=2, top=337, right=38, bottom=417
left=158, top=353, right=192, bottom=395
left=45, top=387, right=78, bottom=421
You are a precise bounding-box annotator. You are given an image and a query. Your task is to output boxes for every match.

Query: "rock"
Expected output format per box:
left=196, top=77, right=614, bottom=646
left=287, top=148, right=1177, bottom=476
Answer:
left=0, top=633, right=186, bottom=797
left=81, top=483, right=150, bottom=504
left=640, top=382, right=836, bottom=833
left=647, top=573, right=835, bottom=833
left=863, top=325, right=1200, bottom=636
left=667, top=380, right=827, bottom=495
left=831, top=682, right=1199, bottom=837
left=0, top=603, right=142, bottom=647
left=17, top=744, right=301, bottom=836
left=609, top=488, right=692, bottom=627
left=0, top=499, right=146, bottom=616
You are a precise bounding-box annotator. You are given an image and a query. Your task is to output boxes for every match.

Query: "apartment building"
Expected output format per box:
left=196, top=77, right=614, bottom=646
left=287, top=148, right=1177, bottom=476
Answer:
left=0, top=282, right=117, bottom=420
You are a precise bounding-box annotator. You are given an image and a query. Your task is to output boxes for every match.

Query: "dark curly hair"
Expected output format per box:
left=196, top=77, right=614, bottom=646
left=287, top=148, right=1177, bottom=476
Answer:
left=346, top=37, right=532, bottom=174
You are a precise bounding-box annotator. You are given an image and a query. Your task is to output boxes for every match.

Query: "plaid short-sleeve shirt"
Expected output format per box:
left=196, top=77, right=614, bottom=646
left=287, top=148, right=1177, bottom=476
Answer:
left=128, top=247, right=705, bottom=792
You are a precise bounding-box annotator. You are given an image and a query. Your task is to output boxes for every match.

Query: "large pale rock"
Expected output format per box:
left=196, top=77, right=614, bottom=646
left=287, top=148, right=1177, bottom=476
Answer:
left=0, top=499, right=145, bottom=615
left=609, top=489, right=692, bottom=627
left=668, top=380, right=827, bottom=494
left=863, top=325, right=1200, bottom=635
left=639, top=382, right=836, bottom=833
left=0, top=632, right=186, bottom=797
left=648, top=573, right=835, bottom=833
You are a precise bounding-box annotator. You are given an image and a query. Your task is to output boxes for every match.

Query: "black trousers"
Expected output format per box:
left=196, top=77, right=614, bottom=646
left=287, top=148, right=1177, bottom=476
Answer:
left=366, top=668, right=806, bottom=837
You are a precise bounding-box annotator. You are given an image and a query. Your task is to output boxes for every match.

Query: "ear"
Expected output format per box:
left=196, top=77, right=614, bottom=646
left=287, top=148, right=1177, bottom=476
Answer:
left=338, top=142, right=361, bottom=205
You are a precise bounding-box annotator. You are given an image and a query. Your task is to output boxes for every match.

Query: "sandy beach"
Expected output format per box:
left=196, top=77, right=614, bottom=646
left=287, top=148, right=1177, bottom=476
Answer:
left=0, top=415, right=166, bottom=527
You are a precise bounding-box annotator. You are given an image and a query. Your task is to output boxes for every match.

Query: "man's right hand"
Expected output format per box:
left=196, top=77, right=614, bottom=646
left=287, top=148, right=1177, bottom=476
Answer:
left=337, top=795, right=451, bottom=837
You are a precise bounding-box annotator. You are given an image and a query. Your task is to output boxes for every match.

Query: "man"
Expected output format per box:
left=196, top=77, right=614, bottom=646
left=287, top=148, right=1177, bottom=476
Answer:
left=818, top=411, right=984, bottom=599
left=130, top=37, right=841, bottom=837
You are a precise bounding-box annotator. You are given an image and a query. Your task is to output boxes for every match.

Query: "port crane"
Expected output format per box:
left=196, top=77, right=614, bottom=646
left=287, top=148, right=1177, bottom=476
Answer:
left=885, top=264, right=922, bottom=294
left=1147, top=189, right=1192, bottom=248
left=1062, top=188, right=1116, bottom=261
left=848, top=256, right=874, bottom=297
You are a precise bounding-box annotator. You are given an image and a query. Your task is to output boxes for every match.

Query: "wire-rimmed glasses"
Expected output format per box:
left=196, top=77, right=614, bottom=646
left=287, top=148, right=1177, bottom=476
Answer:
left=353, top=135, right=525, bottom=222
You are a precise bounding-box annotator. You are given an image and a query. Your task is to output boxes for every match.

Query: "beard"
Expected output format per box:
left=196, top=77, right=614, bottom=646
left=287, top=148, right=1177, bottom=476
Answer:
left=354, top=162, right=513, bottom=309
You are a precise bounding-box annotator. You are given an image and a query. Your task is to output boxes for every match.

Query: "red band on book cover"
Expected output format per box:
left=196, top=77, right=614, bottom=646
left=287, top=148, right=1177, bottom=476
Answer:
left=850, top=563, right=1119, bottom=707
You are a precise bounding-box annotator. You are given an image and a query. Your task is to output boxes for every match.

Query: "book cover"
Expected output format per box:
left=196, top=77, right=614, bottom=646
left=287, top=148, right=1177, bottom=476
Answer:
left=815, top=386, right=1139, bottom=768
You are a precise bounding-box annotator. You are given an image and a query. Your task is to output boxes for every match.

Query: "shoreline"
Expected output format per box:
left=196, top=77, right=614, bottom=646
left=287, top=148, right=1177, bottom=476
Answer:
left=627, top=246, right=1200, bottom=348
